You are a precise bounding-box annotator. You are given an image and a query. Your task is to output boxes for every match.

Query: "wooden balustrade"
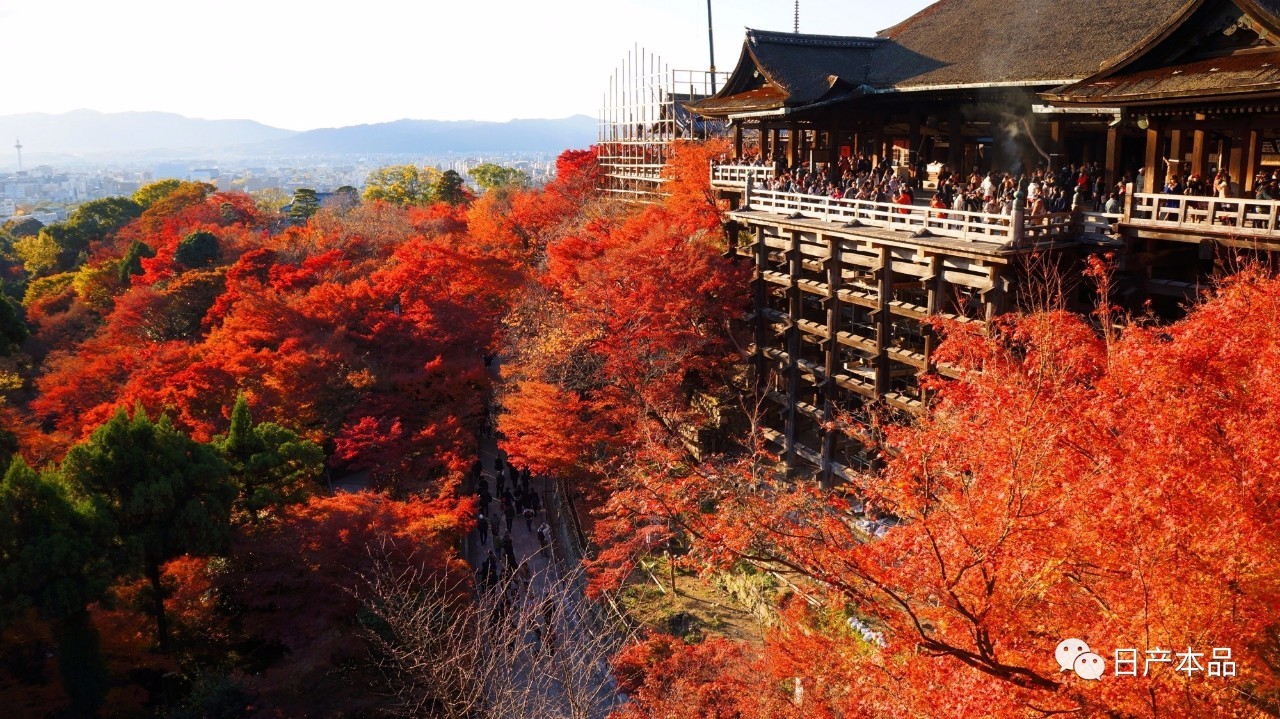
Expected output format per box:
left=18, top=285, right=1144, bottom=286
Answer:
left=1130, top=192, right=1280, bottom=238
left=746, top=188, right=1031, bottom=246
left=711, top=163, right=778, bottom=186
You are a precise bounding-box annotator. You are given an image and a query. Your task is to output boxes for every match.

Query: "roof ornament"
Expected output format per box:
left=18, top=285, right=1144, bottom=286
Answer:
left=794, top=0, right=800, bottom=33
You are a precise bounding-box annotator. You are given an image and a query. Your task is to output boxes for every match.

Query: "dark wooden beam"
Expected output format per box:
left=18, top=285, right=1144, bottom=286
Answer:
left=1144, top=125, right=1160, bottom=193
left=1245, top=129, right=1261, bottom=194
left=1105, top=126, right=1122, bottom=187
left=820, top=235, right=841, bottom=490
left=784, top=229, right=802, bottom=472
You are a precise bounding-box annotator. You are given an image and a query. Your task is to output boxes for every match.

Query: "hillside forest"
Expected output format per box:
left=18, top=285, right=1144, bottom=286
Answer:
left=0, top=142, right=1277, bottom=718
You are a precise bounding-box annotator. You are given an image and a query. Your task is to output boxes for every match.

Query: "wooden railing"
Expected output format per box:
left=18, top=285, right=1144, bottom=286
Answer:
left=601, top=163, right=665, bottom=181
left=1129, top=192, right=1280, bottom=239
left=1080, top=210, right=1122, bottom=243
left=711, top=163, right=777, bottom=187
left=746, top=187, right=1069, bottom=247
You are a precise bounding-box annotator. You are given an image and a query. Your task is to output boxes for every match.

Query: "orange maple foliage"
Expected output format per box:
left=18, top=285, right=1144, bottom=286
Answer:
left=607, top=267, right=1280, bottom=718
left=223, top=488, right=471, bottom=716
left=28, top=193, right=518, bottom=488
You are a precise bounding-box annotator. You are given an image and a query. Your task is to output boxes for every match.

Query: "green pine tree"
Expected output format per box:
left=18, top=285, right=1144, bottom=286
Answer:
left=0, top=457, right=114, bottom=714
left=61, top=406, right=233, bottom=653
left=215, top=394, right=325, bottom=523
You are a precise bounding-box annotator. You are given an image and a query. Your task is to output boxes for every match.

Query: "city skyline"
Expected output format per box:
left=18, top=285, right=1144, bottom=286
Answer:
left=2, top=0, right=933, bottom=131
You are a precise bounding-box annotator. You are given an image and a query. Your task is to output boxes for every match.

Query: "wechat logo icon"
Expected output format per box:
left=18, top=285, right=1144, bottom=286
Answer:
left=1056, top=638, right=1106, bottom=681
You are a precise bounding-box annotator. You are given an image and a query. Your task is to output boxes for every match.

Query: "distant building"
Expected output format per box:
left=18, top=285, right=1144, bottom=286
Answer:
left=153, top=162, right=189, bottom=180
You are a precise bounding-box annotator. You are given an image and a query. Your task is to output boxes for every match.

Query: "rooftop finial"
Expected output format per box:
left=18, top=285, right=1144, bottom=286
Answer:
left=794, top=0, right=800, bottom=33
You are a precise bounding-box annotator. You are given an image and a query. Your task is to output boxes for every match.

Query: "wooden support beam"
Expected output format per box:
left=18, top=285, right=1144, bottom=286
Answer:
left=787, top=122, right=798, bottom=168
left=1191, top=115, right=1207, bottom=178
left=874, top=245, right=892, bottom=399
left=871, top=126, right=884, bottom=170
left=1245, top=129, right=1261, bottom=194
left=820, top=235, right=841, bottom=490
left=753, top=226, right=768, bottom=398
left=1228, top=136, right=1245, bottom=193
left=948, top=108, right=964, bottom=177
left=1144, top=126, right=1160, bottom=193
left=784, top=229, right=802, bottom=473
left=1105, top=126, right=1122, bottom=187
left=921, top=256, right=941, bottom=406
left=983, top=266, right=1007, bottom=322
left=733, top=123, right=744, bottom=160
left=1169, top=129, right=1184, bottom=164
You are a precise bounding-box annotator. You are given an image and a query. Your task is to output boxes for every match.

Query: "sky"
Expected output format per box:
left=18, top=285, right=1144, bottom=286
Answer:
left=0, top=0, right=934, bottom=131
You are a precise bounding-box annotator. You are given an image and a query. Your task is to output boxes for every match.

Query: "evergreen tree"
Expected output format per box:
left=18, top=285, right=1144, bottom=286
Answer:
left=174, top=231, right=219, bottom=269
left=0, top=458, right=113, bottom=714
left=289, top=188, right=321, bottom=222
left=215, top=394, right=325, bottom=523
left=0, top=294, right=27, bottom=355
left=434, top=170, right=469, bottom=205
left=61, top=407, right=233, bottom=653
left=117, top=240, right=155, bottom=287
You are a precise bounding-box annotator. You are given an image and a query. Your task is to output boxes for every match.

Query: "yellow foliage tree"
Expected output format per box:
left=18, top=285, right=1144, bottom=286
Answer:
left=12, top=232, right=60, bottom=277
left=362, top=165, right=442, bottom=205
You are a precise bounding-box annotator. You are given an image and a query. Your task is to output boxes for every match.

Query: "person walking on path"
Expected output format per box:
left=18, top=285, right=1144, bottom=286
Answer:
left=536, top=522, right=551, bottom=558
left=481, top=550, right=502, bottom=592
left=475, top=513, right=489, bottom=546
left=503, top=501, right=516, bottom=534
left=501, top=532, right=517, bottom=574
left=522, top=506, right=535, bottom=532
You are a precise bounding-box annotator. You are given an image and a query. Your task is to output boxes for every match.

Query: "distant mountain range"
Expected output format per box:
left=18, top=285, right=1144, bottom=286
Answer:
left=0, top=110, right=598, bottom=160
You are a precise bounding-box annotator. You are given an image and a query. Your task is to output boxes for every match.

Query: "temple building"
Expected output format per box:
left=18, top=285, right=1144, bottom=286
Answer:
left=684, top=0, right=1280, bottom=484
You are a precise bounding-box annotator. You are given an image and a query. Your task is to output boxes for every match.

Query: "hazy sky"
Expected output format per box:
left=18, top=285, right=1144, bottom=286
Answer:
left=1, top=0, right=934, bottom=131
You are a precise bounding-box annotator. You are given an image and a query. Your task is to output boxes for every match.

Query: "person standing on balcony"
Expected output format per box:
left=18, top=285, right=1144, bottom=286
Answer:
left=1215, top=171, right=1235, bottom=198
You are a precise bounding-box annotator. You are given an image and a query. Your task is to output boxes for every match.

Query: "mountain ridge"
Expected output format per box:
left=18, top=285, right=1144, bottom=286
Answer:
left=0, top=110, right=598, bottom=159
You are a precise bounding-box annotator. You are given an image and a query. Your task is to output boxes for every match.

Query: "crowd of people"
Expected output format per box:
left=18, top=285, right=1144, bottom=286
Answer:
left=472, top=454, right=551, bottom=592
left=721, top=151, right=1123, bottom=218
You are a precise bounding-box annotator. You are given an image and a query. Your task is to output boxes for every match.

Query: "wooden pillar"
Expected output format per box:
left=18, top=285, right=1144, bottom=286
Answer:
left=1144, top=125, right=1160, bottom=193
left=784, top=229, right=803, bottom=472
left=733, top=123, right=744, bottom=160
left=769, top=128, right=781, bottom=164
left=1228, top=135, right=1245, bottom=190
left=874, top=245, right=892, bottom=399
left=1245, top=129, right=1261, bottom=194
left=827, top=134, right=839, bottom=183
left=949, top=108, right=964, bottom=175
left=920, top=256, right=940, bottom=406
left=1105, top=126, right=1122, bottom=187
left=1168, top=129, right=1184, bottom=184
left=1169, top=129, right=1184, bottom=164
left=1191, top=115, right=1207, bottom=178
left=984, top=267, right=1007, bottom=322
left=871, top=126, right=884, bottom=169
left=787, top=123, right=799, bottom=168
left=753, top=226, right=768, bottom=397
left=820, top=234, right=841, bottom=490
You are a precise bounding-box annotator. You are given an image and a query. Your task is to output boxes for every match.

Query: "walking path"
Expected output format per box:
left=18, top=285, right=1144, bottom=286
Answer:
left=458, top=359, right=624, bottom=718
